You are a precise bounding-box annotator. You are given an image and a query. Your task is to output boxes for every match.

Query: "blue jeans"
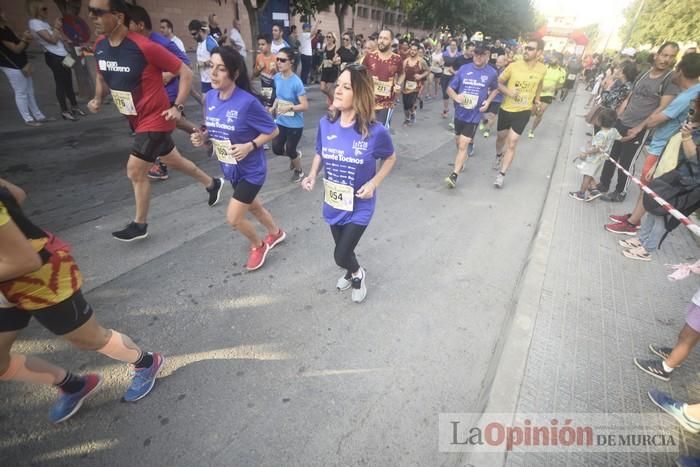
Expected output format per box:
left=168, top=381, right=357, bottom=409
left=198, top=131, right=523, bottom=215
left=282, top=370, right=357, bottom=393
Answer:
left=639, top=214, right=666, bottom=252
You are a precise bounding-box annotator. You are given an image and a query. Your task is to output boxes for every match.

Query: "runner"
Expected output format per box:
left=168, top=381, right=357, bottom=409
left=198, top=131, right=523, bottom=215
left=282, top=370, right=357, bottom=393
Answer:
left=0, top=178, right=164, bottom=423
left=126, top=5, right=200, bottom=181
left=271, top=47, right=308, bottom=182
left=430, top=45, right=444, bottom=100
left=191, top=46, right=285, bottom=271
left=319, top=33, right=339, bottom=103
left=444, top=45, right=500, bottom=187
left=560, top=56, right=581, bottom=101
left=252, top=33, right=277, bottom=110
left=362, top=29, right=404, bottom=128
left=440, top=39, right=459, bottom=118
left=301, top=64, right=396, bottom=303
left=188, top=19, right=218, bottom=94
left=526, top=56, right=566, bottom=139
left=88, top=0, right=224, bottom=241
left=480, top=54, right=507, bottom=138
left=401, top=42, right=429, bottom=126
left=493, top=38, right=547, bottom=188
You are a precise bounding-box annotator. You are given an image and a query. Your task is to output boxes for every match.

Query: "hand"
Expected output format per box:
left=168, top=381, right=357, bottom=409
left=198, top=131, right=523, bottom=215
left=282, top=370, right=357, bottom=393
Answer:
left=394, top=84, right=402, bottom=93
left=479, top=101, right=489, bottom=113
left=231, top=142, right=253, bottom=161
left=279, top=104, right=293, bottom=115
left=355, top=180, right=376, bottom=199
left=87, top=98, right=101, bottom=113
left=301, top=176, right=315, bottom=192
left=642, top=167, right=655, bottom=183
left=681, top=122, right=697, bottom=139
left=626, top=125, right=642, bottom=139
left=510, top=89, right=520, bottom=100
left=162, top=72, right=175, bottom=86
left=161, top=106, right=182, bottom=121
left=190, top=127, right=207, bottom=147
left=22, top=30, right=33, bottom=42
left=53, top=17, right=63, bottom=30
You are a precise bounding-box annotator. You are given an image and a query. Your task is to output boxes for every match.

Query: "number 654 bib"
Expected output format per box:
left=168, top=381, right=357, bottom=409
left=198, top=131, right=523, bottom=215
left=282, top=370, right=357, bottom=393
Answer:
left=323, top=179, right=354, bottom=211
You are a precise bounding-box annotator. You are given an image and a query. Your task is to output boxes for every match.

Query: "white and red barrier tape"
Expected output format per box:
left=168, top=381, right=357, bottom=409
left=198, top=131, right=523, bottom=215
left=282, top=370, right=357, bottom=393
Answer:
left=601, top=152, right=700, bottom=237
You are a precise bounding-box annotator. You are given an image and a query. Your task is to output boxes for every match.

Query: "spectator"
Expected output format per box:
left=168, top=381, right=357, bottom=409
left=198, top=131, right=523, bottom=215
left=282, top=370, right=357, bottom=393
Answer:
left=208, top=13, right=223, bottom=45
left=311, top=29, right=323, bottom=84
left=228, top=18, right=248, bottom=71
left=270, top=23, right=288, bottom=55
left=26, top=0, right=82, bottom=121
left=188, top=19, right=218, bottom=93
left=159, top=18, right=185, bottom=53
left=298, top=22, right=312, bottom=85
left=288, top=24, right=300, bottom=74
left=0, top=6, right=49, bottom=126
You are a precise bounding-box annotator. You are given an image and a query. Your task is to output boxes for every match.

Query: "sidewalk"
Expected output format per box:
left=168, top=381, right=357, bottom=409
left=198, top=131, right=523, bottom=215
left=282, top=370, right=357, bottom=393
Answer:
left=494, top=87, right=700, bottom=465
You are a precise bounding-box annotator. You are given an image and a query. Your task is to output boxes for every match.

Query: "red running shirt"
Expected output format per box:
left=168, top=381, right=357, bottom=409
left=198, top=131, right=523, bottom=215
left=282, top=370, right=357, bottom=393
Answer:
left=362, top=51, right=403, bottom=110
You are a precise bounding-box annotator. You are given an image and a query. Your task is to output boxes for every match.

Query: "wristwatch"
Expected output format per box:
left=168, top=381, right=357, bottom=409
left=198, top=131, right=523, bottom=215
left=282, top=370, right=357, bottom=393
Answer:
left=173, top=103, right=184, bottom=112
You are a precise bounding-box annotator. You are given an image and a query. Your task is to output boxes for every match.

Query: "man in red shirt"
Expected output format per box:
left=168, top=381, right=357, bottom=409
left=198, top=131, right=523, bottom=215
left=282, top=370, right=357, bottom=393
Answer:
left=362, top=28, right=404, bottom=127
left=87, top=0, right=223, bottom=242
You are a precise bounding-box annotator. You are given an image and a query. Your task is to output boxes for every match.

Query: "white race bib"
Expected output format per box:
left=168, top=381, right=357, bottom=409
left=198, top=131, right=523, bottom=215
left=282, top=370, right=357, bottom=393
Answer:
left=261, top=87, right=273, bottom=100
left=568, top=74, right=576, bottom=80
left=405, top=81, right=418, bottom=92
left=323, top=179, right=354, bottom=211
left=373, top=78, right=392, bottom=97
left=211, top=139, right=237, bottom=164
left=461, top=93, right=479, bottom=109
left=276, top=99, right=295, bottom=117
left=111, top=90, right=137, bottom=116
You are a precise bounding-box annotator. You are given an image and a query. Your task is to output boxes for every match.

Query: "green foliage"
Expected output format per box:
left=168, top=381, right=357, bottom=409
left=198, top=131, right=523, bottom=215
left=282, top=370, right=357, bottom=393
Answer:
left=620, top=0, right=698, bottom=46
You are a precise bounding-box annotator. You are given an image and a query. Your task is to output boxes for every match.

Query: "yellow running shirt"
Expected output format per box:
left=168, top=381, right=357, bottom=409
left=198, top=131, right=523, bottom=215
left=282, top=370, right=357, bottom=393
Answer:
left=500, top=60, right=547, bottom=113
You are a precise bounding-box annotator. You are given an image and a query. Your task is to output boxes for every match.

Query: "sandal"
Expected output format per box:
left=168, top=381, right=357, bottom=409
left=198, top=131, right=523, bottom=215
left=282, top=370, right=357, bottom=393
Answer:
left=618, top=238, right=641, bottom=249
left=622, top=246, right=651, bottom=261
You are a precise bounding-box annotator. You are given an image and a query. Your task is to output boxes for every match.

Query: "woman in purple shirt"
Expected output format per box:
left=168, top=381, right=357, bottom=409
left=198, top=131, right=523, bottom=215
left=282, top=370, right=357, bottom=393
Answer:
left=191, top=46, right=285, bottom=271
left=302, top=64, right=397, bottom=303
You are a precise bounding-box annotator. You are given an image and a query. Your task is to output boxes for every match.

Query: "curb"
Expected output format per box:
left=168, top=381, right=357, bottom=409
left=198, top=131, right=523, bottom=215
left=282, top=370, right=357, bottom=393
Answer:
left=466, top=90, right=578, bottom=465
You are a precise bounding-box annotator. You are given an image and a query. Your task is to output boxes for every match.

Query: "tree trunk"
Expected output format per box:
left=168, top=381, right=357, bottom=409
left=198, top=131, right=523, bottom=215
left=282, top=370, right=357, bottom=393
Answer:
left=242, top=0, right=267, bottom=73
left=335, top=3, right=347, bottom=36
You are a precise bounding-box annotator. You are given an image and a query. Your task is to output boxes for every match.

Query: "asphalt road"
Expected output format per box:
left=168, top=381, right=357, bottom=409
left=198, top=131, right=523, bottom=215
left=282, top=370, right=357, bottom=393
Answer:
left=0, top=86, right=573, bottom=466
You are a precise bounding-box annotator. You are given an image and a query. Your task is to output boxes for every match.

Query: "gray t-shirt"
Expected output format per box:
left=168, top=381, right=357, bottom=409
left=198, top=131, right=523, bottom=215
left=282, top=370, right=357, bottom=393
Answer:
left=621, top=70, right=680, bottom=127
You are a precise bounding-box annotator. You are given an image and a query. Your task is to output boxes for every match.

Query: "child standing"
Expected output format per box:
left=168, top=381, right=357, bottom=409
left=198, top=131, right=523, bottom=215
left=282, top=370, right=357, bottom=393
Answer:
left=570, top=108, right=621, bottom=201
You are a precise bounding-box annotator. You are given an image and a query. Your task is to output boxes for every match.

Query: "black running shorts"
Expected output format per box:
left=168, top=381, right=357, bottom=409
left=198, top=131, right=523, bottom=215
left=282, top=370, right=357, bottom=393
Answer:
left=231, top=179, right=262, bottom=205
left=496, top=108, right=531, bottom=135
left=0, top=290, right=94, bottom=335
left=454, top=118, right=478, bottom=139
left=540, top=95, right=554, bottom=104
left=486, top=101, right=501, bottom=115
left=132, top=132, right=176, bottom=163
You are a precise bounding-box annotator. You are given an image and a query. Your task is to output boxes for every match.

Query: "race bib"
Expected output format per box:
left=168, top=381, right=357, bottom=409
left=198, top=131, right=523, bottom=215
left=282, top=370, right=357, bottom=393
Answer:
left=461, top=93, right=479, bottom=109
left=515, top=94, right=531, bottom=107
left=111, top=90, right=137, bottom=116
left=568, top=74, right=576, bottom=80
left=405, top=81, right=418, bottom=92
left=276, top=99, right=295, bottom=117
left=323, top=179, right=354, bottom=212
left=211, top=138, right=237, bottom=165
left=261, top=87, right=273, bottom=100
left=491, top=53, right=498, bottom=60
left=373, top=79, right=392, bottom=97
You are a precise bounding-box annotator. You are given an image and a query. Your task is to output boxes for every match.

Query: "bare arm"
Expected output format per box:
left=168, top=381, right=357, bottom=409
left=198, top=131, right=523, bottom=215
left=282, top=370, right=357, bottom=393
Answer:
left=0, top=178, right=27, bottom=205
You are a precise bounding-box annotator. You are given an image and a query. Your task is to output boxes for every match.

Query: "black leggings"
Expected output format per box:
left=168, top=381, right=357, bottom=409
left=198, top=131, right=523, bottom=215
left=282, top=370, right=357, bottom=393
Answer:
left=330, top=223, right=367, bottom=274
left=599, top=125, right=646, bottom=193
left=440, top=74, right=453, bottom=100
left=272, top=124, right=303, bottom=159
left=44, top=52, right=77, bottom=112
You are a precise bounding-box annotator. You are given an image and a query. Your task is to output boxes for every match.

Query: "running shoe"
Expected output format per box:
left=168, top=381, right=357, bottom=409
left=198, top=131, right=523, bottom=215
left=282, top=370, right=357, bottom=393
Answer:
left=246, top=241, right=270, bottom=271
left=49, top=373, right=102, bottom=424
left=649, top=344, right=673, bottom=360
left=25, top=120, right=43, bottom=127
left=147, top=162, right=168, bottom=180
left=290, top=151, right=302, bottom=170
left=568, top=191, right=586, bottom=201
left=648, top=389, right=700, bottom=434
left=494, top=172, right=505, bottom=188
left=418, top=98, right=423, bottom=110
left=601, top=191, right=626, bottom=202
left=483, top=129, right=490, bottom=138
left=445, top=172, right=458, bottom=188
left=207, top=177, right=224, bottom=207
left=124, top=352, right=165, bottom=402
left=112, top=222, right=148, bottom=242
left=586, top=189, right=603, bottom=201
left=468, top=142, right=474, bottom=157
left=528, top=130, right=535, bottom=139
left=609, top=213, right=631, bottom=223
left=264, top=229, right=286, bottom=249
left=479, top=121, right=485, bottom=131
left=337, top=272, right=352, bottom=291
left=291, top=170, right=305, bottom=183
left=71, top=107, right=87, bottom=117
left=634, top=358, right=671, bottom=381
left=351, top=268, right=367, bottom=303
left=605, top=221, right=639, bottom=235
left=448, top=122, right=455, bottom=130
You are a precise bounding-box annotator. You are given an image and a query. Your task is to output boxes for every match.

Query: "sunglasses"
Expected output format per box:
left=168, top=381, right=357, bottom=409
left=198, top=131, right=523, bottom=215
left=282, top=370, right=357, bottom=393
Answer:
left=88, top=6, right=110, bottom=16
left=524, top=46, right=537, bottom=51
left=276, top=57, right=289, bottom=63
left=326, top=35, right=333, bottom=39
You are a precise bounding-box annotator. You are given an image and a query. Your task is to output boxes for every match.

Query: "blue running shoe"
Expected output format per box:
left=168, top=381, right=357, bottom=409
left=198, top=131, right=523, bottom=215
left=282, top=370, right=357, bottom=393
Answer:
left=49, top=373, right=102, bottom=424
left=648, top=389, right=700, bottom=433
left=124, top=352, right=165, bottom=402
left=468, top=142, right=475, bottom=157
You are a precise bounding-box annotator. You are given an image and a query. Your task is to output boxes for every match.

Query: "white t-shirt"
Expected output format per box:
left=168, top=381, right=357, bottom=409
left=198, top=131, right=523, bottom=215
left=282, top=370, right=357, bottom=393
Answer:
left=197, top=36, right=218, bottom=83
left=228, top=28, right=247, bottom=55
left=28, top=18, right=67, bottom=56
left=300, top=32, right=312, bottom=56
left=170, top=35, right=186, bottom=53
left=271, top=39, right=288, bottom=55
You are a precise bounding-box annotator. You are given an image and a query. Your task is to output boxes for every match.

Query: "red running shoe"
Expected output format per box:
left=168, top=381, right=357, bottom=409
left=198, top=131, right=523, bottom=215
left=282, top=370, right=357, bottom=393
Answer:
left=605, top=221, right=639, bottom=235
left=264, top=229, right=286, bottom=249
left=246, top=242, right=270, bottom=271
left=608, top=213, right=631, bottom=223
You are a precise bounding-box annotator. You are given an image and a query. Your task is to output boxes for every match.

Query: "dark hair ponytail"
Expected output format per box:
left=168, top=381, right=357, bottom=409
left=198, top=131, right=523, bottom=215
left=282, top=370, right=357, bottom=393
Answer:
left=211, top=46, right=255, bottom=94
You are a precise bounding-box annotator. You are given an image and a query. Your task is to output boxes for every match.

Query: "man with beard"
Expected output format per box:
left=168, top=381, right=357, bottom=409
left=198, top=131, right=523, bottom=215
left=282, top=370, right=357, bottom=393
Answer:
left=362, top=29, right=404, bottom=128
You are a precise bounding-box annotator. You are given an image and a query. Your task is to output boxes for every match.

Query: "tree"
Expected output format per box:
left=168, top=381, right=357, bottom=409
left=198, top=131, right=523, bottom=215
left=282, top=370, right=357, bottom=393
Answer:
left=620, top=0, right=699, bottom=47
left=241, top=0, right=269, bottom=55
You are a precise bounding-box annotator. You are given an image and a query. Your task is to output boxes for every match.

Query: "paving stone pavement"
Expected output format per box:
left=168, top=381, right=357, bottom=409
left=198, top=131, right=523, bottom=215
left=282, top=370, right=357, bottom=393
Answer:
left=506, top=88, right=700, bottom=466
